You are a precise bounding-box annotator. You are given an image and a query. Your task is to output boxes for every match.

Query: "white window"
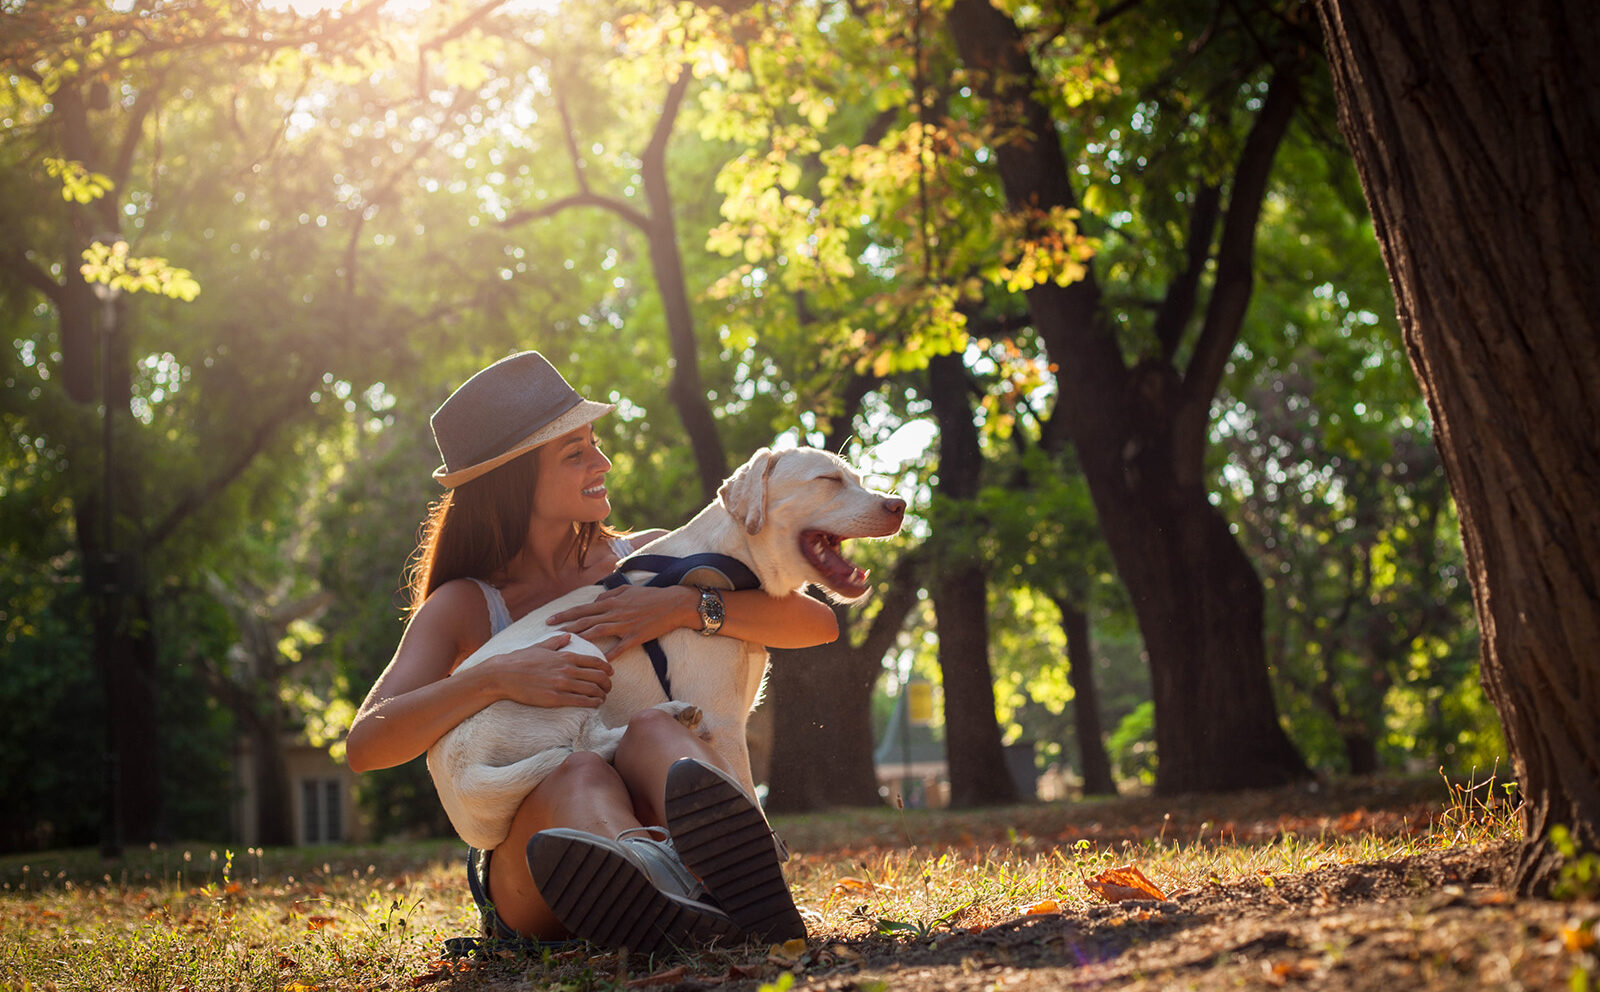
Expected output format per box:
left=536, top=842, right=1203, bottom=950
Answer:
left=301, top=778, right=343, bottom=844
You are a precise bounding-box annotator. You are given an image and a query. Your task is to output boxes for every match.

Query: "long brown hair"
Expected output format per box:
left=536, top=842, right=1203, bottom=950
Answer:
left=403, top=447, right=619, bottom=615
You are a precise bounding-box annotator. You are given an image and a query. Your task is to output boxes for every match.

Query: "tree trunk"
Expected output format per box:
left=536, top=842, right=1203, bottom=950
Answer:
left=246, top=715, right=293, bottom=847
left=764, top=637, right=885, bottom=812
left=930, top=565, right=1016, bottom=807
left=764, top=371, right=925, bottom=811
left=642, top=67, right=726, bottom=502
left=1097, top=478, right=1308, bottom=792
left=766, top=541, right=926, bottom=812
left=1051, top=596, right=1116, bottom=796
left=927, top=353, right=1017, bottom=807
left=80, top=499, right=163, bottom=849
left=1318, top=0, right=1600, bottom=894
left=947, top=0, right=1309, bottom=795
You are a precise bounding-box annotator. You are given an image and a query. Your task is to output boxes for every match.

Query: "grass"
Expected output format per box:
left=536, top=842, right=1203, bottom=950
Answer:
left=0, top=773, right=1523, bottom=992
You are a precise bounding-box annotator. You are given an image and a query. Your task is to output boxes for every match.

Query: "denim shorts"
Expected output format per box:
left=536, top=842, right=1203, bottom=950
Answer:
left=445, top=846, right=574, bottom=958
left=467, top=845, right=520, bottom=941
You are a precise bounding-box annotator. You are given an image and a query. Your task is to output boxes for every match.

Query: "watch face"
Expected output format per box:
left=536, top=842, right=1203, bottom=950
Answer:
left=699, top=588, right=725, bottom=629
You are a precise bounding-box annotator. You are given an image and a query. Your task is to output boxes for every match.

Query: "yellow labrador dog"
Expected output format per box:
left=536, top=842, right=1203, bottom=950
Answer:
left=427, top=447, right=906, bottom=850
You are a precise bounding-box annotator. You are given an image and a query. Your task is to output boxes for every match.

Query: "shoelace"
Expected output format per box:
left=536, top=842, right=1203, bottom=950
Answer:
left=616, top=824, right=674, bottom=846
left=615, top=825, right=708, bottom=900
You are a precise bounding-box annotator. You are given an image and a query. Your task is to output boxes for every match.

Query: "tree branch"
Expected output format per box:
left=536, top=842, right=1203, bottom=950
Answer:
left=642, top=65, right=693, bottom=187
left=0, top=248, right=64, bottom=305
left=1173, top=61, right=1304, bottom=485
left=501, top=191, right=651, bottom=236
left=146, top=378, right=316, bottom=549
left=109, top=74, right=163, bottom=191
left=849, top=548, right=927, bottom=676
left=553, top=82, right=592, bottom=197
left=1152, top=183, right=1221, bottom=362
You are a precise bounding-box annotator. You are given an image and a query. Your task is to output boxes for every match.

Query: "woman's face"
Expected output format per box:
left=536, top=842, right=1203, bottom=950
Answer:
left=533, top=425, right=612, bottom=525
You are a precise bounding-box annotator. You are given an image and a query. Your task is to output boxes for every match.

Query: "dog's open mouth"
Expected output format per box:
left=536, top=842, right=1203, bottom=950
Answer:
left=801, top=529, right=870, bottom=598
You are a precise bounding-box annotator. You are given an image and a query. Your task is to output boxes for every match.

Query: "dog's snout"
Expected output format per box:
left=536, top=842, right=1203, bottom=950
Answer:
left=883, top=497, right=907, bottom=517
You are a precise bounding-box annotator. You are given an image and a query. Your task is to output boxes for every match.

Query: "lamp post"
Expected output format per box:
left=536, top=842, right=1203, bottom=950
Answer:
left=90, top=247, right=123, bottom=859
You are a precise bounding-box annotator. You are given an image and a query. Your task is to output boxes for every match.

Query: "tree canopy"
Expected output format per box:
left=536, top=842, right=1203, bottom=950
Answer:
left=0, top=0, right=1519, bottom=850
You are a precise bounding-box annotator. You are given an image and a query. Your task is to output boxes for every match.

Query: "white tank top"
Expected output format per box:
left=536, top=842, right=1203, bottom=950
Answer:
left=468, top=536, right=636, bottom=636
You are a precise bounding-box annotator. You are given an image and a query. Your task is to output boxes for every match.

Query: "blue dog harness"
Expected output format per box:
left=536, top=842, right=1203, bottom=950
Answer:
left=597, top=552, right=761, bottom=700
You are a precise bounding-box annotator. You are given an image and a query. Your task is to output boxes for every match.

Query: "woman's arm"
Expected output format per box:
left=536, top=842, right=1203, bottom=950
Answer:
left=548, top=585, right=839, bottom=661
left=345, top=581, right=614, bottom=772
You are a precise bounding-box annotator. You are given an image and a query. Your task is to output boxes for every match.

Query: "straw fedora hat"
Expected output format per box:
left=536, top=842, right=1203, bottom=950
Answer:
left=430, top=351, right=614, bottom=488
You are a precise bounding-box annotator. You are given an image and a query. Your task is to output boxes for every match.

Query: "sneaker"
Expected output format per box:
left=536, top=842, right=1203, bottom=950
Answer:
left=527, top=825, right=740, bottom=953
left=664, top=758, right=807, bottom=943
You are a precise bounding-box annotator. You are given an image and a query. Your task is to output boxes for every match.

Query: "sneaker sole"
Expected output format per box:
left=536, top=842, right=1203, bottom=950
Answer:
left=665, top=759, right=807, bottom=943
left=527, top=830, right=740, bottom=954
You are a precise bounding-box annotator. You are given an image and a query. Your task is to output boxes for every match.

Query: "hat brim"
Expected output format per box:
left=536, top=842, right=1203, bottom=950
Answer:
left=433, top=398, right=613, bottom=488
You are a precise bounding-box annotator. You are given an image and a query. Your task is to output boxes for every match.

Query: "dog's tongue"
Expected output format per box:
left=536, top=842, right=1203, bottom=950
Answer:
left=802, top=530, right=870, bottom=596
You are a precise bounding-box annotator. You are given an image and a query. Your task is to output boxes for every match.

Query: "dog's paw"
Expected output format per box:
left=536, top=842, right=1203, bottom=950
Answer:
left=674, top=705, right=703, bottom=731
left=657, top=700, right=703, bottom=731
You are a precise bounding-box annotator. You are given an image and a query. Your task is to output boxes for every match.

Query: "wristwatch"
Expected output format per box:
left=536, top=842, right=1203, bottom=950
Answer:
left=695, top=585, right=725, bottom=636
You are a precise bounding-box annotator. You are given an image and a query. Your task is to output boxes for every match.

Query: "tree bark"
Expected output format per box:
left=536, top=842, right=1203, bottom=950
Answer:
left=79, top=502, right=163, bottom=848
left=505, top=65, right=727, bottom=500
left=927, top=353, right=1017, bottom=807
left=1051, top=596, right=1116, bottom=796
left=765, top=375, right=924, bottom=812
left=53, top=78, right=166, bottom=844
left=642, top=67, right=727, bottom=501
left=764, top=637, right=886, bottom=812
left=1317, top=0, right=1600, bottom=894
left=947, top=0, right=1309, bottom=794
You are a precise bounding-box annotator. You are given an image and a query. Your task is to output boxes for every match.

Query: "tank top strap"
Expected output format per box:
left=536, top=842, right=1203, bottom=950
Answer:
left=466, top=577, right=514, bottom=637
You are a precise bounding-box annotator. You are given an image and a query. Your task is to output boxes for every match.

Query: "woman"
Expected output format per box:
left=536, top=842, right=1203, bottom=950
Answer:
left=346, top=351, right=837, bottom=952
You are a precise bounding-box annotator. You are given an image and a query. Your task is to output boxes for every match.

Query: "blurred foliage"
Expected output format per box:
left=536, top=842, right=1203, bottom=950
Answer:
left=0, top=0, right=1506, bottom=850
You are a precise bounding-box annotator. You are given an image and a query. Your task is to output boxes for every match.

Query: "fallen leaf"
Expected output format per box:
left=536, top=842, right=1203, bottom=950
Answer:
left=1084, top=864, right=1166, bottom=903
left=305, top=915, right=337, bottom=931
left=626, top=965, right=688, bottom=987
left=1261, top=957, right=1319, bottom=986
left=832, top=876, right=875, bottom=894
left=1561, top=924, right=1596, bottom=952
left=767, top=937, right=809, bottom=966
left=1018, top=899, right=1060, bottom=915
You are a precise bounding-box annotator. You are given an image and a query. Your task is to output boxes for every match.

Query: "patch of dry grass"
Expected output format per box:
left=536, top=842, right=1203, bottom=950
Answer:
left=0, top=773, right=1527, bottom=992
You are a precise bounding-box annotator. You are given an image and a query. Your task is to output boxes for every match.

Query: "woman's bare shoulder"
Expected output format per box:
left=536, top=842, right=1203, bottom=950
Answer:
left=404, top=579, right=493, bottom=658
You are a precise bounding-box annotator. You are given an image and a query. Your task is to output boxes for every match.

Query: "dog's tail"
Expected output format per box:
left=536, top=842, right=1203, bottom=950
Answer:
left=426, top=746, right=573, bottom=851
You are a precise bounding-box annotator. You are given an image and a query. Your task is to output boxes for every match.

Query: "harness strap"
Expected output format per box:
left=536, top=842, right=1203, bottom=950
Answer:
left=598, top=552, right=762, bottom=699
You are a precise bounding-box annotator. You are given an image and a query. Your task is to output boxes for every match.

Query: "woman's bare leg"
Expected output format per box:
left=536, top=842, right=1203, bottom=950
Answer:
left=488, top=750, right=641, bottom=938
left=611, top=707, right=739, bottom=826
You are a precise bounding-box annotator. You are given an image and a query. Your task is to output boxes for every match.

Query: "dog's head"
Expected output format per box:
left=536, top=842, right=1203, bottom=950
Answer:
left=718, top=447, right=905, bottom=601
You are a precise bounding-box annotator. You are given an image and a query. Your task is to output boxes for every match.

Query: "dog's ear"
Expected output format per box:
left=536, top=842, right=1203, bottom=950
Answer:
left=718, top=447, right=780, bottom=535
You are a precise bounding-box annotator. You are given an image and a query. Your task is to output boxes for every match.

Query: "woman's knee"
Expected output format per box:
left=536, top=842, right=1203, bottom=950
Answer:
left=539, top=749, right=621, bottom=794
left=619, top=706, right=694, bottom=747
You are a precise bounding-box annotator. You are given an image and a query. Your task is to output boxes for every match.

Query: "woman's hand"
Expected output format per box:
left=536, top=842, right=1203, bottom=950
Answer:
left=480, top=632, right=615, bottom=708
left=546, top=585, right=698, bottom=661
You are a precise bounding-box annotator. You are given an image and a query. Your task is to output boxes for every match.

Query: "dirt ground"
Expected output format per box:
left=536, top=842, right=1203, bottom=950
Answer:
left=525, top=778, right=1600, bottom=992
left=828, top=841, right=1596, bottom=991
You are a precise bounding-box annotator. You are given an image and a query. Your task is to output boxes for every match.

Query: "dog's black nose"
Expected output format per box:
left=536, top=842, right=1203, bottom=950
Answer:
left=883, top=497, right=907, bottom=516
